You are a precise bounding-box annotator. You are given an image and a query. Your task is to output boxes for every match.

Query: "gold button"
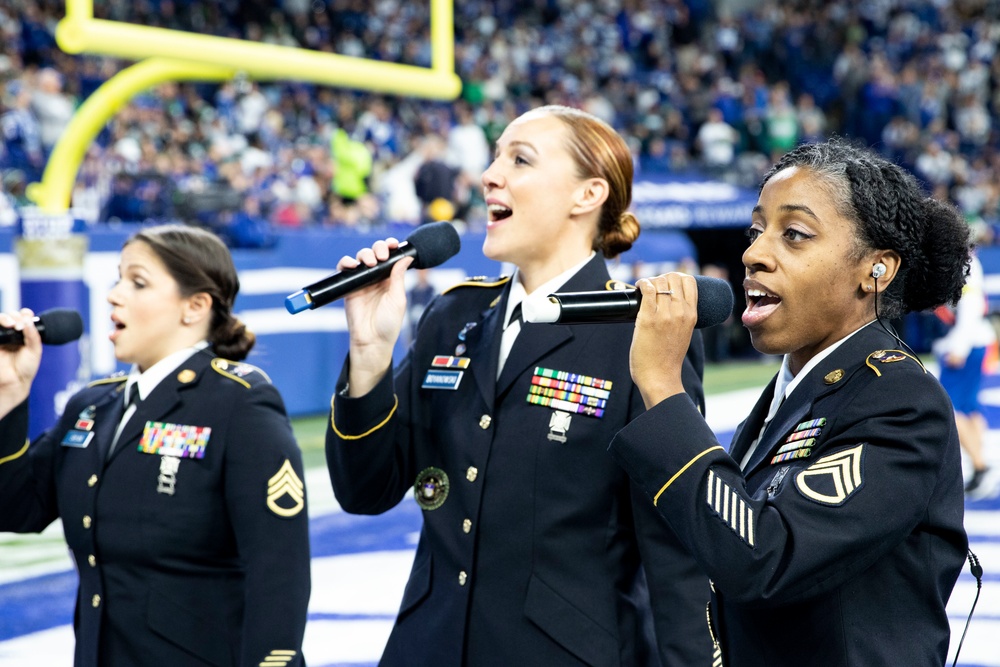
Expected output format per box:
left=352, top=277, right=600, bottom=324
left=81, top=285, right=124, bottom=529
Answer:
left=82, top=515, right=92, bottom=529
left=87, top=474, right=98, bottom=487
left=91, top=594, right=101, bottom=608
left=479, top=415, right=491, bottom=429
left=88, top=554, right=96, bottom=567
left=462, top=519, right=472, bottom=533
left=466, top=466, right=478, bottom=482
left=458, top=571, right=468, bottom=586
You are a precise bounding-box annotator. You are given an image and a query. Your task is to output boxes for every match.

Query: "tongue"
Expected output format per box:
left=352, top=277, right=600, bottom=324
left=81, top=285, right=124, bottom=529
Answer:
left=742, top=296, right=780, bottom=327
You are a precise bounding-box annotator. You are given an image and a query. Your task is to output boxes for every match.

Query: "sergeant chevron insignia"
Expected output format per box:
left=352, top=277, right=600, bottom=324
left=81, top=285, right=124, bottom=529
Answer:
left=794, top=443, right=865, bottom=506
left=267, top=459, right=305, bottom=517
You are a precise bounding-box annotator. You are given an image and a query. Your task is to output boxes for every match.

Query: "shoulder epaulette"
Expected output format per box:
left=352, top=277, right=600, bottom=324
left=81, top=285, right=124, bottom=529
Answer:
left=210, top=358, right=272, bottom=388
left=605, top=279, right=635, bottom=291
left=86, top=373, right=127, bottom=388
left=864, top=349, right=926, bottom=377
left=442, top=275, right=511, bottom=295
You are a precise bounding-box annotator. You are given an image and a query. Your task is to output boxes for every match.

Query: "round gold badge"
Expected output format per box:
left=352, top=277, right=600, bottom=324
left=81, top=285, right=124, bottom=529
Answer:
left=414, top=467, right=450, bottom=511
left=823, top=369, right=844, bottom=385
left=177, top=369, right=197, bottom=383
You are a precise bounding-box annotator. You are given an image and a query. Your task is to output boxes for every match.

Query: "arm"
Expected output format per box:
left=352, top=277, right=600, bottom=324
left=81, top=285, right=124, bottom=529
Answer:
left=224, top=383, right=310, bottom=666
left=631, top=352, right=714, bottom=664
left=613, top=370, right=959, bottom=607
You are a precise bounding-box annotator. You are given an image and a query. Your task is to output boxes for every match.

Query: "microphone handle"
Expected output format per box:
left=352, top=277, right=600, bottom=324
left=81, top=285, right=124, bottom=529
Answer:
left=290, top=242, right=418, bottom=312
left=552, top=291, right=641, bottom=324
left=0, top=317, right=47, bottom=346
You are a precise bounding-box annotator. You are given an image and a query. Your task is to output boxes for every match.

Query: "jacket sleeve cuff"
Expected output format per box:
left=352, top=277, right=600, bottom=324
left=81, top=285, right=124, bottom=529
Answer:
left=330, top=357, right=398, bottom=440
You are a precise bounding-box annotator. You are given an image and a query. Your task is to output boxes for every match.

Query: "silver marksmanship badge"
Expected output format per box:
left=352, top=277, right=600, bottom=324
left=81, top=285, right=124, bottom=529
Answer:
left=547, top=410, right=572, bottom=443
left=414, top=467, right=450, bottom=510
left=157, top=455, right=181, bottom=495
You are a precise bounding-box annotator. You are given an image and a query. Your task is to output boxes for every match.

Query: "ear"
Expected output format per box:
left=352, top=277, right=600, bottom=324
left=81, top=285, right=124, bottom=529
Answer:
left=182, top=292, right=213, bottom=326
left=861, top=250, right=902, bottom=294
left=569, top=178, right=609, bottom=217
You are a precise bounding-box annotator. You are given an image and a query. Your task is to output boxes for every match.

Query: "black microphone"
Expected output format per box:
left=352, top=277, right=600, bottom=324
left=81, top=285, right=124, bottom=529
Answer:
left=524, top=275, right=734, bottom=327
left=285, top=221, right=462, bottom=314
left=0, top=308, right=84, bottom=346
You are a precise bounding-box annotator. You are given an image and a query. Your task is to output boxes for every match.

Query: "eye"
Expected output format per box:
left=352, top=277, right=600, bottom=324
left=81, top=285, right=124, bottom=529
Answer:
left=783, top=227, right=813, bottom=242
left=745, top=227, right=761, bottom=243
left=513, top=154, right=530, bottom=166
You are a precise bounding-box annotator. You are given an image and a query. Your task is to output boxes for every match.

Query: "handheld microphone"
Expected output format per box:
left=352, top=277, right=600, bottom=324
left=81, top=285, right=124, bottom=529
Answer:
left=0, top=308, right=84, bottom=346
left=285, top=221, right=462, bottom=314
left=524, top=275, right=734, bottom=327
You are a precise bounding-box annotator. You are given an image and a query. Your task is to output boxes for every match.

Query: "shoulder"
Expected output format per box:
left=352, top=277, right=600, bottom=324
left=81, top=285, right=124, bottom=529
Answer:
left=860, top=348, right=928, bottom=380
left=208, top=358, right=273, bottom=389
left=441, top=274, right=511, bottom=298
left=86, top=373, right=127, bottom=389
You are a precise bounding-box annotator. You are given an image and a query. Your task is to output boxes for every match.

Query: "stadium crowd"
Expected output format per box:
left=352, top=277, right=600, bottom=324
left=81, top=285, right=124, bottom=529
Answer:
left=0, top=0, right=999, bottom=246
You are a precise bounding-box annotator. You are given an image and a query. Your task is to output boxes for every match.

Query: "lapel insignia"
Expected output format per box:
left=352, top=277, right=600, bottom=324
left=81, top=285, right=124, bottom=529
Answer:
left=706, top=469, right=755, bottom=547
left=138, top=421, right=211, bottom=459
left=823, top=369, right=844, bottom=384
left=454, top=343, right=467, bottom=356
left=157, top=455, right=181, bottom=495
left=526, top=366, right=611, bottom=419
left=547, top=410, right=572, bottom=443
left=177, top=369, right=196, bottom=383
left=457, top=322, right=477, bottom=342
left=414, top=467, right=449, bottom=510
left=267, top=459, right=305, bottom=517
left=795, top=444, right=865, bottom=506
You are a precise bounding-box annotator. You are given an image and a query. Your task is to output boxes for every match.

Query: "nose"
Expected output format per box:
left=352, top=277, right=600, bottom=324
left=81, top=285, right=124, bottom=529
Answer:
left=481, top=159, right=502, bottom=191
left=107, top=280, right=124, bottom=306
left=742, top=234, right=773, bottom=274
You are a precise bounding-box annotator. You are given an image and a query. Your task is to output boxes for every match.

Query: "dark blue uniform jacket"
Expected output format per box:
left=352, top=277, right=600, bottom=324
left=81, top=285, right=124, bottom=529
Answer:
left=327, top=254, right=713, bottom=667
left=0, top=349, right=310, bottom=667
left=610, top=323, right=968, bottom=666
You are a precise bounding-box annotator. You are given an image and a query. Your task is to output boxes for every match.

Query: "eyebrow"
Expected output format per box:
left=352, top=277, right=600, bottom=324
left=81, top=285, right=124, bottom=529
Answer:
left=495, top=139, right=537, bottom=158
left=752, top=203, right=820, bottom=221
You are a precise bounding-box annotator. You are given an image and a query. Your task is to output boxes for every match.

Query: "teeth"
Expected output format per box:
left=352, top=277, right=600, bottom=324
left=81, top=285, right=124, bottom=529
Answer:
left=747, top=288, right=775, bottom=298
left=488, top=204, right=511, bottom=214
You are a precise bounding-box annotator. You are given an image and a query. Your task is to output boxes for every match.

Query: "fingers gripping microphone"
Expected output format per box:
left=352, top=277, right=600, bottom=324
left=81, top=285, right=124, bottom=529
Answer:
left=0, top=308, right=84, bottom=346
left=524, top=275, right=735, bottom=327
left=285, top=221, right=461, bottom=314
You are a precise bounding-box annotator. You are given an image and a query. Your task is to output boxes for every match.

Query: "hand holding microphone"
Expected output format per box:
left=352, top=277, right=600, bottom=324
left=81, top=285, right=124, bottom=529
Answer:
left=0, top=308, right=83, bottom=416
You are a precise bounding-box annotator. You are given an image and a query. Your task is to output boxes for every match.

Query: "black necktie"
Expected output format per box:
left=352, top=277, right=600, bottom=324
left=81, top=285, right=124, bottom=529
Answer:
left=508, top=303, right=523, bottom=329
left=108, top=387, right=141, bottom=459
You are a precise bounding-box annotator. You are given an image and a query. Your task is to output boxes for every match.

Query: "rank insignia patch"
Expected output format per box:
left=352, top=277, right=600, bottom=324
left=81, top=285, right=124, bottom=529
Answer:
left=414, top=467, right=449, bottom=510
left=706, top=469, right=755, bottom=547
left=795, top=444, right=865, bottom=506
left=267, top=459, right=305, bottom=517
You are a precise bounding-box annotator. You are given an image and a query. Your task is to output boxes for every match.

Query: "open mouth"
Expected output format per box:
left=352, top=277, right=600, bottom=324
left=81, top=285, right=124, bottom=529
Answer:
left=487, top=203, right=512, bottom=223
left=743, top=287, right=781, bottom=327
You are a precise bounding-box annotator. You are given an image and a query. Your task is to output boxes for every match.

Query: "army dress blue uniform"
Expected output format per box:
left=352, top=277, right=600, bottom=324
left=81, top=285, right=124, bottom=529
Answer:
left=327, top=254, right=713, bottom=666
left=610, top=323, right=968, bottom=666
left=0, top=349, right=310, bottom=667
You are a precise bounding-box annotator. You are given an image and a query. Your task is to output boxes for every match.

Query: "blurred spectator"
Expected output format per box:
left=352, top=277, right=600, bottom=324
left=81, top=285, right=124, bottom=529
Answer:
left=30, top=67, right=73, bottom=156
left=695, top=107, right=739, bottom=172
left=1, top=79, right=43, bottom=183
left=414, top=134, right=459, bottom=224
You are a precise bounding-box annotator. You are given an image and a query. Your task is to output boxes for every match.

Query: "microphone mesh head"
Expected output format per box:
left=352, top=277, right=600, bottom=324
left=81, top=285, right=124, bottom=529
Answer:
left=38, top=308, right=84, bottom=345
left=695, top=276, right=735, bottom=329
left=408, top=221, right=462, bottom=269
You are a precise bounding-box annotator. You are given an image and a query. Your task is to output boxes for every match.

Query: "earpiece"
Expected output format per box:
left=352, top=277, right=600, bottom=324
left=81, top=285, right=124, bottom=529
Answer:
left=872, top=263, right=886, bottom=279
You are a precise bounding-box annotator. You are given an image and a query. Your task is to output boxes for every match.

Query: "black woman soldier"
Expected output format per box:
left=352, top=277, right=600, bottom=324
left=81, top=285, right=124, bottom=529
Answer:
left=611, top=138, right=970, bottom=666
left=0, top=224, right=310, bottom=667
left=326, top=105, right=714, bottom=665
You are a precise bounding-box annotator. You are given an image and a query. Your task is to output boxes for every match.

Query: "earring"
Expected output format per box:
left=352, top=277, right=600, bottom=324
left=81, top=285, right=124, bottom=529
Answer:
left=183, top=317, right=191, bottom=325
left=865, top=285, right=873, bottom=292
